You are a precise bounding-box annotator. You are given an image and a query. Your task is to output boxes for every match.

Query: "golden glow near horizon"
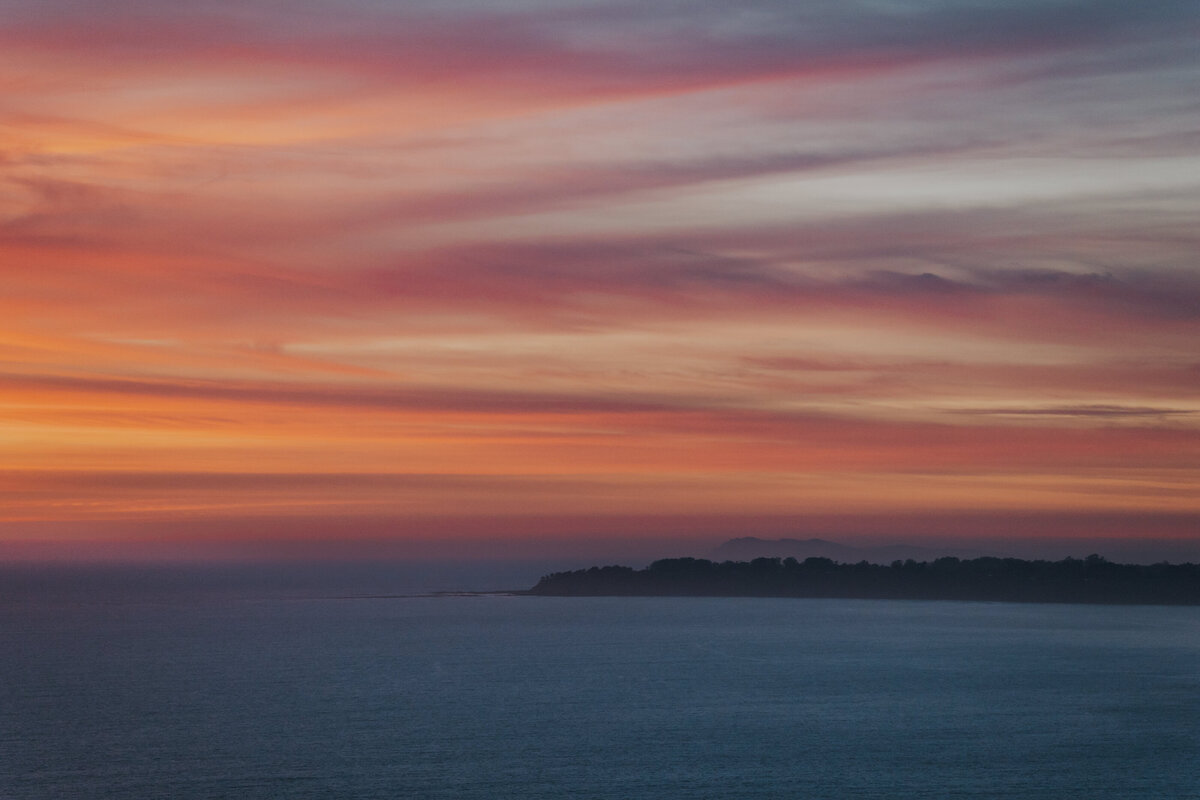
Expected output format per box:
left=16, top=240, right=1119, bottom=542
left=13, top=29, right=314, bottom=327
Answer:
left=2, top=0, right=1200, bottom=555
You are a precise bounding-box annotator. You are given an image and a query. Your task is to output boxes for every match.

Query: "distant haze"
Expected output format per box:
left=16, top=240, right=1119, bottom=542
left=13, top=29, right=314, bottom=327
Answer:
left=704, top=536, right=1200, bottom=566
left=5, top=516, right=1198, bottom=568
left=709, top=538, right=992, bottom=564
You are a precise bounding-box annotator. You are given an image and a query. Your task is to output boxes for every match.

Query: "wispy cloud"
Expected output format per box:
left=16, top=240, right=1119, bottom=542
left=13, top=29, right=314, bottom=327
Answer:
left=950, top=404, right=1195, bottom=418
left=3, top=0, right=1199, bottom=552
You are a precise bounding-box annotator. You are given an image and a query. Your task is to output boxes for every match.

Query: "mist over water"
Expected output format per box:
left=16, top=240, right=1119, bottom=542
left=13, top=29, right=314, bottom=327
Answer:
left=2, top=564, right=1198, bottom=799
left=0, top=560, right=557, bottom=604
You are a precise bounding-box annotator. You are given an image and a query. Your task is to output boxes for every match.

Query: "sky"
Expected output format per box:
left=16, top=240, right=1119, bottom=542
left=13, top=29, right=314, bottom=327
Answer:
left=2, top=0, right=1199, bottom=561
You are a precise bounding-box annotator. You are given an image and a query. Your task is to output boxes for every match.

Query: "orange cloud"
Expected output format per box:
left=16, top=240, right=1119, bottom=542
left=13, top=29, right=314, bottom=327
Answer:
left=3, top=0, right=1199, bottom=558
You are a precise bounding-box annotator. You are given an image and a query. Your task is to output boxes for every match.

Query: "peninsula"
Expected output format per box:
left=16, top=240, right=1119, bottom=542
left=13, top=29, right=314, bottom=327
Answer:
left=525, top=555, right=1200, bottom=605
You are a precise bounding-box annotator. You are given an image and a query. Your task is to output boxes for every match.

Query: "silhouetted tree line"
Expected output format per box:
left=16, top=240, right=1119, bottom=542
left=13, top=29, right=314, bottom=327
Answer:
left=525, top=555, right=1200, bottom=605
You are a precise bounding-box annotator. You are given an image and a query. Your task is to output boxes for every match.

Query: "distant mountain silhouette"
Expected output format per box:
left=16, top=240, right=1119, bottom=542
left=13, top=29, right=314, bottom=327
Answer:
left=710, top=537, right=989, bottom=564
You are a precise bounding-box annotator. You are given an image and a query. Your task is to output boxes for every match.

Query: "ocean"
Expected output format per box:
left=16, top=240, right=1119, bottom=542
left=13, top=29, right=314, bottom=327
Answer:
left=2, top=563, right=1198, bottom=799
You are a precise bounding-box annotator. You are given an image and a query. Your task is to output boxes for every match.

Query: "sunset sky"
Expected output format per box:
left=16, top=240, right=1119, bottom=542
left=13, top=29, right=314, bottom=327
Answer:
left=3, top=0, right=1199, bottom=560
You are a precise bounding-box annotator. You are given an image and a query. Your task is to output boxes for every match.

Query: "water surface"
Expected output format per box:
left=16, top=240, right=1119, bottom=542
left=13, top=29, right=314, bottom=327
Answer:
left=2, top=566, right=1197, bottom=798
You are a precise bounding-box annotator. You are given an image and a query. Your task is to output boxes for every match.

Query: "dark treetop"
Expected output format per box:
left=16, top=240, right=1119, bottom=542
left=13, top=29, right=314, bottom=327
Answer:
left=525, top=555, right=1200, bottom=605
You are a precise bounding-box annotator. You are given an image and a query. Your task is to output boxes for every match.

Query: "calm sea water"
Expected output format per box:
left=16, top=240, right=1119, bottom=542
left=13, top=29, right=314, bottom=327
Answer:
left=2, top=564, right=1198, bottom=799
